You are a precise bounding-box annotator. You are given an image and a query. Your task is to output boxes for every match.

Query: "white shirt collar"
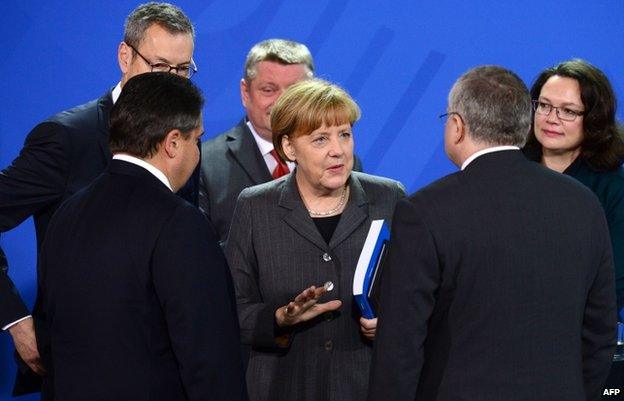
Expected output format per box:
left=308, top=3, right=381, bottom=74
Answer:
left=461, top=146, right=520, bottom=170
left=246, top=120, right=274, bottom=156
left=112, top=82, right=122, bottom=104
left=112, top=154, right=172, bottom=191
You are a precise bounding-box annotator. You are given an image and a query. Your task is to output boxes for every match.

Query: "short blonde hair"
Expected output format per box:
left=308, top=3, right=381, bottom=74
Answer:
left=271, top=78, right=361, bottom=161
left=244, top=39, right=314, bottom=83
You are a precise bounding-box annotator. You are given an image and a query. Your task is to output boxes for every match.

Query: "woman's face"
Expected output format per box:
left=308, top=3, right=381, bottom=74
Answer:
left=534, top=75, right=585, bottom=157
left=283, top=122, right=354, bottom=195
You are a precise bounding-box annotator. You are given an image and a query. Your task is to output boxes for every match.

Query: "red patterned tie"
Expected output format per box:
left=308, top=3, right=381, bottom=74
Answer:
left=270, top=149, right=290, bottom=179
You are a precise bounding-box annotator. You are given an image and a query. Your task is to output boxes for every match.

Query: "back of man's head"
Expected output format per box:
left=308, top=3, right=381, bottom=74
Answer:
left=109, top=72, right=204, bottom=158
left=449, top=65, right=531, bottom=147
left=124, top=2, right=194, bottom=48
left=244, top=39, right=314, bottom=82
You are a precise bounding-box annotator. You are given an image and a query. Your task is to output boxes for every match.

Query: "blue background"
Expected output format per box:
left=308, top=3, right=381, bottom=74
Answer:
left=1, top=1, right=623, bottom=398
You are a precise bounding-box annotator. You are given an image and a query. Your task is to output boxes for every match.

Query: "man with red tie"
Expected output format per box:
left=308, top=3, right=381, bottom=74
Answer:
left=198, top=39, right=362, bottom=246
left=198, top=39, right=312, bottom=245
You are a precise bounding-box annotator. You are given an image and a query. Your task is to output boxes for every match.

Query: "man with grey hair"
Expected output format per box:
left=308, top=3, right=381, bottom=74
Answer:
left=198, top=39, right=315, bottom=244
left=0, top=2, right=196, bottom=396
left=369, top=66, right=616, bottom=401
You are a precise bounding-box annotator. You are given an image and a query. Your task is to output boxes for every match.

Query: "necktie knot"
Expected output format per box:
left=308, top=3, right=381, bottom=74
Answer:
left=270, top=149, right=290, bottom=179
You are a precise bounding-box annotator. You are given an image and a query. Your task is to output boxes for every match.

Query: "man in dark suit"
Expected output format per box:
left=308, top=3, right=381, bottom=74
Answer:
left=0, top=3, right=197, bottom=394
left=368, top=66, right=617, bottom=401
left=37, top=72, right=247, bottom=401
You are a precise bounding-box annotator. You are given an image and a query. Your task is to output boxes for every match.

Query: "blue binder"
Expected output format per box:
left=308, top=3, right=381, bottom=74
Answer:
left=353, top=220, right=390, bottom=319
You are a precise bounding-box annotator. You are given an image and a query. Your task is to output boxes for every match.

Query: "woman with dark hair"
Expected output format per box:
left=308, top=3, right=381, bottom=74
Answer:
left=524, top=59, right=624, bottom=314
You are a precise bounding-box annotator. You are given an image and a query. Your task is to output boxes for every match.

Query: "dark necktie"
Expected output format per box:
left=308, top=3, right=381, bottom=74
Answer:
left=270, top=149, right=290, bottom=179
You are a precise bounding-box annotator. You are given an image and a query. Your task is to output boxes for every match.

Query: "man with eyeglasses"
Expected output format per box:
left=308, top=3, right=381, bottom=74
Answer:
left=0, top=2, right=197, bottom=397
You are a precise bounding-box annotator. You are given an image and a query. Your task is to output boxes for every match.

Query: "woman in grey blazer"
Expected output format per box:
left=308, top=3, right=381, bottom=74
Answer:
left=226, top=79, right=405, bottom=401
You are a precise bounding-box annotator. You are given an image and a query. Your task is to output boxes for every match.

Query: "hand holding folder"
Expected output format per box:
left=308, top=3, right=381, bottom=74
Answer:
left=353, top=220, right=390, bottom=319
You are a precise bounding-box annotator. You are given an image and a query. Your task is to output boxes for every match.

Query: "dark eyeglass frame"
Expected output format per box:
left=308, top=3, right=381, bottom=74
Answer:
left=439, top=111, right=464, bottom=123
left=127, top=43, right=197, bottom=78
left=532, top=100, right=584, bottom=122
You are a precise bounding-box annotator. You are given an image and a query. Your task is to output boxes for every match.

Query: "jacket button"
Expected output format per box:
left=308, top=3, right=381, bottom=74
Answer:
left=322, top=253, right=332, bottom=262
left=324, top=312, right=333, bottom=321
left=324, top=340, right=333, bottom=351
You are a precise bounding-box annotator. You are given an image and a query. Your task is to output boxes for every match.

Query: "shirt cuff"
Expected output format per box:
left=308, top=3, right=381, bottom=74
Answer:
left=2, top=315, right=32, bottom=331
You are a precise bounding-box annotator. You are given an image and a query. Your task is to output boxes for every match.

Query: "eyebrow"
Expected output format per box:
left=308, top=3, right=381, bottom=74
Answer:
left=538, top=96, right=583, bottom=108
left=152, top=55, right=191, bottom=66
left=538, top=96, right=584, bottom=109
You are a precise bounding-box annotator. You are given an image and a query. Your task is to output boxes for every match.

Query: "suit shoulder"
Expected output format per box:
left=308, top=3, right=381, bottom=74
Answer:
left=238, top=176, right=284, bottom=201
left=201, top=130, right=229, bottom=153
left=139, top=180, right=200, bottom=217
left=166, top=197, right=210, bottom=231
left=26, top=93, right=108, bottom=144
left=46, top=94, right=107, bottom=130
left=409, top=171, right=462, bottom=202
left=201, top=122, right=245, bottom=154
left=351, top=171, right=404, bottom=194
left=530, top=162, right=601, bottom=205
left=594, top=165, right=624, bottom=191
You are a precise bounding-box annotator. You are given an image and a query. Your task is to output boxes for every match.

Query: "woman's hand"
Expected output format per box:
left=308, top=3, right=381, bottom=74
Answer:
left=359, top=317, right=377, bottom=340
left=275, top=285, right=342, bottom=327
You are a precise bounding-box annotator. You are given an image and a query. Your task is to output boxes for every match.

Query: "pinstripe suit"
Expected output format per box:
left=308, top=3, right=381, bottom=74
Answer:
left=226, top=171, right=404, bottom=401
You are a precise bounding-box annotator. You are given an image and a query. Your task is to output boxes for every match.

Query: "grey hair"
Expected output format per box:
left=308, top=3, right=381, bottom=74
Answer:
left=448, top=65, right=532, bottom=147
left=124, top=2, right=194, bottom=48
left=244, top=39, right=314, bottom=82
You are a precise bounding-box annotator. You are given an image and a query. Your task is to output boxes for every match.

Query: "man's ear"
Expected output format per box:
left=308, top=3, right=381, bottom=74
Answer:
left=118, top=42, right=132, bottom=75
left=163, top=129, right=182, bottom=158
left=240, top=78, right=251, bottom=108
left=451, top=114, right=466, bottom=145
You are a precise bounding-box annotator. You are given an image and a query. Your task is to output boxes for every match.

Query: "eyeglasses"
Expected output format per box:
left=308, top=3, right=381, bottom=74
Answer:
left=439, top=111, right=464, bottom=123
left=127, top=43, right=197, bottom=78
left=532, top=100, right=584, bottom=122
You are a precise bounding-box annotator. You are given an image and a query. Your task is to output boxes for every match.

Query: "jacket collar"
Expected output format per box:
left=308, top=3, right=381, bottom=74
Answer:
left=278, top=171, right=369, bottom=250
left=226, top=119, right=273, bottom=184
left=97, top=89, right=114, bottom=163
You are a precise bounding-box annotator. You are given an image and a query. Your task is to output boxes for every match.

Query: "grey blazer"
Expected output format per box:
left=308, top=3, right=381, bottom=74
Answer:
left=226, top=171, right=405, bottom=401
left=199, top=120, right=273, bottom=245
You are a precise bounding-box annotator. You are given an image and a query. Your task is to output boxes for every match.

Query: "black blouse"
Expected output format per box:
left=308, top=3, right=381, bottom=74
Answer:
left=312, top=214, right=342, bottom=244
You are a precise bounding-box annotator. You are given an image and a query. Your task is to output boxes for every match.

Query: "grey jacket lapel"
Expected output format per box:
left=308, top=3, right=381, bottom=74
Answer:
left=329, top=175, right=368, bottom=249
left=279, top=172, right=369, bottom=251
left=226, top=120, right=273, bottom=185
left=279, top=173, right=328, bottom=251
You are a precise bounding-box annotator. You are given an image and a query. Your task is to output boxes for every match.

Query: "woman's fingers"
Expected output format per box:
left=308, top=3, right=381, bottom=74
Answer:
left=359, top=317, right=377, bottom=340
left=293, top=286, right=316, bottom=303
left=278, top=284, right=341, bottom=326
left=359, top=317, right=377, bottom=329
left=298, top=300, right=342, bottom=321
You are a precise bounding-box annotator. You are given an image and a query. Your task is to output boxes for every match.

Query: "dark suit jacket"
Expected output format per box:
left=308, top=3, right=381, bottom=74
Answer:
left=0, top=92, right=112, bottom=394
left=369, top=150, right=617, bottom=401
left=199, top=119, right=363, bottom=245
left=226, top=171, right=404, bottom=401
left=0, top=90, right=198, bottom=394
left=36, top=160, right=247, bottom=401
left=563, top=157, right=624, bottom=310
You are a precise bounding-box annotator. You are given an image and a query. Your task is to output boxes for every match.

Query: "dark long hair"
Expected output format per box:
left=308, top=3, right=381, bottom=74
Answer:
left=524, top=59, right=624, bottom=171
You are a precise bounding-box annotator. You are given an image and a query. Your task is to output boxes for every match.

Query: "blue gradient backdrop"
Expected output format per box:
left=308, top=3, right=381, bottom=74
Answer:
left=1, top=1, right=623, bottom=398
